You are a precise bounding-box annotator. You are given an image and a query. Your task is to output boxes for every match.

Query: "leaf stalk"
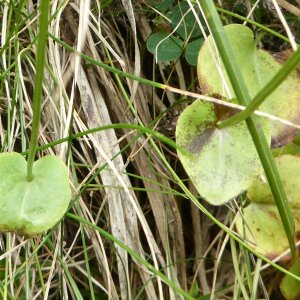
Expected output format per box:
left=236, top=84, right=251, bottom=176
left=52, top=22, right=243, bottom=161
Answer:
left=27, top=0, right=50, bottom=181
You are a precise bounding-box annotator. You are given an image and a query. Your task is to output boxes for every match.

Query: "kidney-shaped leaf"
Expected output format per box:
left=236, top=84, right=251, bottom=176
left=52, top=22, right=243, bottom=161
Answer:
left=248, top=155, right=300, bottom=208
left=236, top=203, right=300, bottom=258
left=176, top=100, right=270, bottom=205
left=0, top=152, right=71, bottom=236
left=198, top=24, right=300, bottom=147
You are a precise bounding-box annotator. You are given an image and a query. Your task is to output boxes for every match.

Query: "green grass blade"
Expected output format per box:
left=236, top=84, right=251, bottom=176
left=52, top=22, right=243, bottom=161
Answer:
left=230, top=237, right=250, bottom=300
left=45, top=240, right=84, bottom=300
left=48, top=32, right=166, bottom=90
left=199, top=0, right=297, bottom=261
left=81, top=225, right=96, bottom=300
left=251, top=259, right=262, bottom=300
left=31, top=240, right=46, bottom=297
left=66, top=213, right=195, bottom=300
left=21, top=123, right=187, bottom=155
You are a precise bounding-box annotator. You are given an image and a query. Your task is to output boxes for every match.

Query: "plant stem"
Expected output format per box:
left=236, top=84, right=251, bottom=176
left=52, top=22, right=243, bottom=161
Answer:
left=200, top=0, right=297, bottom=261
left=218, top=46, right=300, bottom=129
left=22, top=123, right=188, bottom=156
left=27, top=0, right=50, bottom=181
left=214, top=7, right=291, bottom=43
left=49, top=33, right=167, bottom=90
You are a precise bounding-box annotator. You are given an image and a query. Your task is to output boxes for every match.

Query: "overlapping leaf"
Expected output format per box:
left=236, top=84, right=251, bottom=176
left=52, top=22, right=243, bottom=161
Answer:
left=176, top=100, right=270, bottom=205
left=198, top=24, right=300, bottom=146
left=248, top=155, right=300, bottom=208
left=236, top=203, right=300, bottom=258
left=236, top=155, right=300, bottom=257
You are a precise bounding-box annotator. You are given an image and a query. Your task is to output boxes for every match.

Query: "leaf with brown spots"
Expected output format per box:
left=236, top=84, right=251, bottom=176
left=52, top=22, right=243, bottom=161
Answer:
left=176, top=100, right=271, bottom=205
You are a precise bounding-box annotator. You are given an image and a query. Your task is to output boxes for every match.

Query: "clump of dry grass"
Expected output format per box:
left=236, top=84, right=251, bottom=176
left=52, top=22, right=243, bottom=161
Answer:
left=0, top=0, right=298, bottom=299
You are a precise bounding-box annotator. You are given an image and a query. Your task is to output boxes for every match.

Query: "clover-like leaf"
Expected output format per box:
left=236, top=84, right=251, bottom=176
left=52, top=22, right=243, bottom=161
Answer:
left=198, top=24, right=300, bottom=147
left=0, top=152, right=71, bottom=236
left=176, top=100, right=270, bottom=205
left=145, top=0, right=175, bottom=12
left=185, top=38, right=204, bottom=66
left=236, top=203, right=300, bottom=258
left=147, top=32, right=183, bottom=62
left=167, top=2, right=203, bottom=40
left=248, top=155, right=300, bottom=208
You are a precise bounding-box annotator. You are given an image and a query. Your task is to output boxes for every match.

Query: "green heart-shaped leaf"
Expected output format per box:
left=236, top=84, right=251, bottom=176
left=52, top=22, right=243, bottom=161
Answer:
left=198, top=24, right=300, bottom=147
left=0, top=152, right=71, bottom=236
left=176, top=100, right=270, bottom=205
left=236, top=203, right=300, bottom=258
left=248, top=155, right=300, bottom=208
